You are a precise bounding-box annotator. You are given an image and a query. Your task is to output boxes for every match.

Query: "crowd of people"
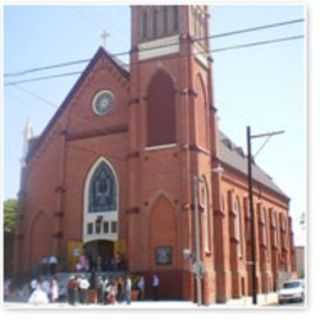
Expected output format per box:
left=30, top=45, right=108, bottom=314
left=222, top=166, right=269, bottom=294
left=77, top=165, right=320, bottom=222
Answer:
left=4, top=252, right=161, bottom=305
left=4, top=272, right=161, bottom=305
left=26, top=276, right=59, bottom=304
left=66, top=273, right=136, bottom=305
left=75, top=252, right=126, bottom=273
left=25, top=272, right=147, bottom=305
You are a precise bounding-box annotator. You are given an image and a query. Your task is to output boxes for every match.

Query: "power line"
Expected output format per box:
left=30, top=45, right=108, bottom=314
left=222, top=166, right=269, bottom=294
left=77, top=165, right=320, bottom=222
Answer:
left=4, top=59, right=90, bottom=78
left=10, top=84, right=58, bottom=108
left=4, top=17, right=304, bottom=78
left=5, top=71, right=83, bottom=86
left=203, top=18, right=304, bottom=40
left=211, top=35, right=304, bottom=53
left=4, top=33, right=303, bottom=137
left=253, top=136, right=272, bottom=159
left=4, top=34, right=304, bottom=87
left=9, top=84, right=104, bottom=127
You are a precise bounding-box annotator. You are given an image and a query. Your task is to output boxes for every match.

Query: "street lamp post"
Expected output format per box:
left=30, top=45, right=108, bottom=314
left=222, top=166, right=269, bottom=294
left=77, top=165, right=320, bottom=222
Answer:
left=246, top=126, right=284, bottom=305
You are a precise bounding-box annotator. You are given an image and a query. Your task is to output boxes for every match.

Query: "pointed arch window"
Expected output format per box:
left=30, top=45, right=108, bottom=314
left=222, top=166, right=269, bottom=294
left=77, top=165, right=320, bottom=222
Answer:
left=271, top=209, right=279, bottom=248
left=141, top=11, right=148, bottom=40
left=163, top=6, right=168, bottom=34
left=152, top=8, right=158, bottom=37
left=260, top=208, right=267, bottom=246
left=200, top=177, right=211, bottom=253
left=229, top=194, right=243, bottom=257
left=234, top=197, right=244, bottom=257
left=173, top=6, right=179, bottom=32
left=88, top=162, right=117, bottom=213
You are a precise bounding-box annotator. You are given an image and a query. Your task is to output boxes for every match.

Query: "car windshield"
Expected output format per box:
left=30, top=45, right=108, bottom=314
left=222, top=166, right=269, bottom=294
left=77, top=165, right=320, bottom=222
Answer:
left=283, top=282, right=301, bottom=289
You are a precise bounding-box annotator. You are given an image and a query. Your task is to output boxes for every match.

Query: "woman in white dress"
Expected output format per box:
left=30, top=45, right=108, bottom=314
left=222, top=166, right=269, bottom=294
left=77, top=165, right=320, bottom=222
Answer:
left=50, top=277, right=59, bottom=302
left=28, top=283, right=49, bottom=305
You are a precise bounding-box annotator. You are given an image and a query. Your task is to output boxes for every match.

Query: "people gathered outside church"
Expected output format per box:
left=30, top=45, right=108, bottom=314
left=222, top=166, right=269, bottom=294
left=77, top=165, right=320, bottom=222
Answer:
left=137, top=275, right=145, bottom=301
left=152, top=274, right=160, bottom=301
left=28, top=282, right=49, bottom=305
left=24, top=270, right=147, bottom=306
left=124, top=275, right=132, bottom=304
left=78, top=274, right=90, bottom=304
left=63, top=274, right=139, bottom=305
left=48, top=255, right=58, bottom=275
left=49, top=277, right=59, bottom=302
left=40, top=256, right=48, bottom=275
left=67, top=275, right=78, bottom=305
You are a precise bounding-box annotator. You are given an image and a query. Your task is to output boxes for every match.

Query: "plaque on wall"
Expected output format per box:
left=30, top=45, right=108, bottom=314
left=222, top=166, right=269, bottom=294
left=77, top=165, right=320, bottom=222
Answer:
left=155, top=246, right=172, bottom=265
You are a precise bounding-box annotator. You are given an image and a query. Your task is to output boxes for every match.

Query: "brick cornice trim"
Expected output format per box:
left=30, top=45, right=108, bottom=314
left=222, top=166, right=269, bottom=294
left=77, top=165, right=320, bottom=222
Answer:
left=214, top=209, right=225, bottom=217
left=127, top=151, right=140, bottom=159
left=126, top=207, right=140, bottom=214
left=54, top=211, right=64, bottom=218
left=66, top=124, right=128, bottom=141
left=128, top=98, right=140, bottom=106
left=52, top=231, right=63, bottom=239
left=230, top=237, right=240, bottom=244
left=55, top=186, right=66, bottom=193
left=177, top=88, right=198, bottom=97
left=186, top=144, right=211, bottom=156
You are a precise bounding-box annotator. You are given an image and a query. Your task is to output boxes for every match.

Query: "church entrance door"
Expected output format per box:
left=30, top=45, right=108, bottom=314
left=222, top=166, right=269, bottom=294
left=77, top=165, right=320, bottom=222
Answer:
left=83, top=240, right=114, bottom=271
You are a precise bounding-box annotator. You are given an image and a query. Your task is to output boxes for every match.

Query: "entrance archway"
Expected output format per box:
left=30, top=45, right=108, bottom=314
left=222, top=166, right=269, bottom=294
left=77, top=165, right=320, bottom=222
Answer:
left=83, top=240, right=125, bottom=271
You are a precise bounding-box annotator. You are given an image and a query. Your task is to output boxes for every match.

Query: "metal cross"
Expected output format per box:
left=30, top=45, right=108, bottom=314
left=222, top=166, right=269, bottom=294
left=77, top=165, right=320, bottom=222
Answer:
left=100, top=30, right=110, bottom=48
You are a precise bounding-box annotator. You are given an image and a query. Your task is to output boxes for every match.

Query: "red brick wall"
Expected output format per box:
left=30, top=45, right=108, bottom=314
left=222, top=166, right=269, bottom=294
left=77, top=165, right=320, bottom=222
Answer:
left=219, top=169, right=291, bottom=299
left=16, top=52, right=130, bottom=272
left=14, top=6, right=296, bottom=305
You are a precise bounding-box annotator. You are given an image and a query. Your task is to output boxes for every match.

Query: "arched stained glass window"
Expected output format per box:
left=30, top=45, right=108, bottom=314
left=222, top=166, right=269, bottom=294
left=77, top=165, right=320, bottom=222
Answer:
left=88, top=162, right=117, bottom=213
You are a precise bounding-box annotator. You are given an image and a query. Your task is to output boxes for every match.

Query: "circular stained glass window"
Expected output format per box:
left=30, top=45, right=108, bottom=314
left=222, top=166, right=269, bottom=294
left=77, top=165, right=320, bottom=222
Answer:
left=92, top=90, right=114, bottom=116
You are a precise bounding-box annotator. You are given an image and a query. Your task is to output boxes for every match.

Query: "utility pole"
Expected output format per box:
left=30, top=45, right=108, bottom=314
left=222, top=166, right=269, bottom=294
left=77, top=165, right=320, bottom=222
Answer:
left=193, top=175, right=202, bottom=306
left=246, top=125, right=284, bottom=305
left=247, top=126, right=257, bottom=305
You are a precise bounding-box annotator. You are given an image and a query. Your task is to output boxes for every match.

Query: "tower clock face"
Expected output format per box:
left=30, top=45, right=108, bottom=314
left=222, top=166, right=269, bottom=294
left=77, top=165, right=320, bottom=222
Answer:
left=92, top=90, right=114, bottom=116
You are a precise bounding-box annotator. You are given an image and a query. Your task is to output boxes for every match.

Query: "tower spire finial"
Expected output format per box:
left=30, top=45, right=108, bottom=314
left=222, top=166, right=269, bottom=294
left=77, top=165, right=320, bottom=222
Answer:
left=21, top=118, right=33, bottom=167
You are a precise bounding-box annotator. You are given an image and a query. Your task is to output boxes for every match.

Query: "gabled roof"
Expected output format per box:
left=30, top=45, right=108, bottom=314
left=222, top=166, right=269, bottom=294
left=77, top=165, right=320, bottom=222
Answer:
left=24, top=46, right=288, bottom=202
left=26, top=47, right=129, bottom=162
left=218, top=131, right=289, bottom=200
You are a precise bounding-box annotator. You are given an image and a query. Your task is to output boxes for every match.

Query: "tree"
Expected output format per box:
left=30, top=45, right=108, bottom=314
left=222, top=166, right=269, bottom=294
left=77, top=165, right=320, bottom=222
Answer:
left=4, top=198, right=18, bottom=278
left=4, top=198, right=18, bottom=232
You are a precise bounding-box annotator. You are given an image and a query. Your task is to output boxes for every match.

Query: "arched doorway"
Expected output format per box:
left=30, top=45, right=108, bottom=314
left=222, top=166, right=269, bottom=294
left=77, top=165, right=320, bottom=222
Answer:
left=83, top=240, right=125, bottom=271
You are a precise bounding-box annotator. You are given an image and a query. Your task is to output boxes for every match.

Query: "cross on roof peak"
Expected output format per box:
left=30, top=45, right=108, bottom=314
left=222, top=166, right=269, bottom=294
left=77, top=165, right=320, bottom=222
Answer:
left=100, top=30, right=110, bottom=49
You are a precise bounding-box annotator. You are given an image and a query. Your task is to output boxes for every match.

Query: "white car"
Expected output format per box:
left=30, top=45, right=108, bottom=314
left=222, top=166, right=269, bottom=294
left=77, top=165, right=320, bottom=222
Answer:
left=278, top=279, right=305, bottom=304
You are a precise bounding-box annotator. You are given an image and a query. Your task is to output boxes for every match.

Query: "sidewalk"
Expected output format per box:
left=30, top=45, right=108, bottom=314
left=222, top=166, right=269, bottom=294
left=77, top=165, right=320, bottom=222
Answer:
left=226, top=292, right=279, bottom=306
left=4, top=294, right=281, bottom=309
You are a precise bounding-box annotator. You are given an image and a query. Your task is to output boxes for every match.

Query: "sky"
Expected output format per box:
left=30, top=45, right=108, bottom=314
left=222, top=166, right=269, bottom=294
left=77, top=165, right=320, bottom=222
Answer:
left=3, top=4, right=305, bottom=245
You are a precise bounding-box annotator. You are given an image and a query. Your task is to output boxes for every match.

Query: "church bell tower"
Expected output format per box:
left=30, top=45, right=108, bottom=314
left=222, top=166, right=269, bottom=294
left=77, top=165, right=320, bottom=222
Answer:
left=127, top=5, right=220, bottom=304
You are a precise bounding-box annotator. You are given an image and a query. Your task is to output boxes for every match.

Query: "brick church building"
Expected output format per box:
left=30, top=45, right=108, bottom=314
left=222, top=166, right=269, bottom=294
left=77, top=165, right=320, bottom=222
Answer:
left=14, top=5, right=296, bottom=303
